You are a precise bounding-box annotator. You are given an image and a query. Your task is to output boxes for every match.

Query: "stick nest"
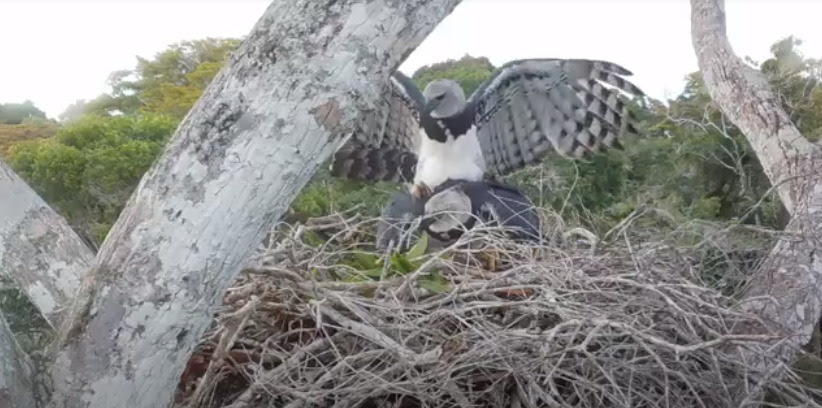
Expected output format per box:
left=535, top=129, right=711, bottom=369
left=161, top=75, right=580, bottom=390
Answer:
left=172, top=207, right=821, bottom=408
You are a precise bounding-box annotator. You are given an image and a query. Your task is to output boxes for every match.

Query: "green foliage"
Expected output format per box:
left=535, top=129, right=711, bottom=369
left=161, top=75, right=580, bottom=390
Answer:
left=12, top=38, right=243, bottom=244
left=134, top=38, right=240, bottom=117
left=0, top=101, right=47, bottom=125
left=60, top=38, right=242, bottom=120
left=333, top=234, right=450, bottom=292
left=4, top=33, right=822, bottom=395
left=7, top=114, right=178, bottom=245
left=0, top=118, right=58, bottom=158
left=290, top=166, right=400, bottom=221
left=758, top=36, right=822, bottom=141
left=412, top=54, right=496, bottom=95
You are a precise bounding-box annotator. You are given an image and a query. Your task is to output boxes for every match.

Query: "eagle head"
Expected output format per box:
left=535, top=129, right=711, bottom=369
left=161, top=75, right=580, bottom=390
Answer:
left=422, top=79, right=467, bottom=119
left=420, top=183, right=474, bottom=241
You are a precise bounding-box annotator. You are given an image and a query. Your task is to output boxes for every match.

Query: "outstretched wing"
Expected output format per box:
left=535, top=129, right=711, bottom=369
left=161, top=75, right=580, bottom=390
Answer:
left=467, top=58, right=645, bottom=176
left=329, top=71, right=424, bottom=183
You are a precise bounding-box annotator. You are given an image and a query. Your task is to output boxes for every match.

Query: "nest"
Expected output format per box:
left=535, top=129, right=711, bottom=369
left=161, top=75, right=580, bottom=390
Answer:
left=172, top=208, right=822, bottom=408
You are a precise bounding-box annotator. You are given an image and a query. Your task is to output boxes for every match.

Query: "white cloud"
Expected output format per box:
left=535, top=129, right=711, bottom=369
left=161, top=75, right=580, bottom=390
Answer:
left=1, top=0, right=820, bottom=119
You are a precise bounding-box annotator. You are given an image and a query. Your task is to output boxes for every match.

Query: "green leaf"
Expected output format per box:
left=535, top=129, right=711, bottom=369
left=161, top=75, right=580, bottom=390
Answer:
left=302, top=230, right=326, bottom=247
left=350, top=252, right=380, bottom=269
left=419, top=271, right=450, bottom=294
left=405, top=233, right=428, bottom=260
left=362, top=267, right=385, bottom=279
left=390, top=253, right=416, bottom=275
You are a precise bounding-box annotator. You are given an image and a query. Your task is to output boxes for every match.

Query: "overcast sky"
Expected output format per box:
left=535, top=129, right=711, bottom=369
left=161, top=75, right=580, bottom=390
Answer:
left=2, top=0, right=821, bottom=119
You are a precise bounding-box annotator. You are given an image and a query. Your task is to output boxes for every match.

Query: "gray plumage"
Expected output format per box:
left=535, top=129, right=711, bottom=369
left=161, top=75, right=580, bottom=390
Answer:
left=330, top=72, right=424, bottom=184
left=331, top=58, right=645, bottom=184
left=423, top=79, right=467, bottom=119
left=376, top=179, right=541, bottom=252
left=420, top=179, right=542, bottom=243
left=375, top=190, right=423, bottom=252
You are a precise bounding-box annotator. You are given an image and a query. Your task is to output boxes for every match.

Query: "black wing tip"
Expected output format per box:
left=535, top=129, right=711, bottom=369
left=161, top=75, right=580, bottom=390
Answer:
left=593, top=60, right=634, bottom=77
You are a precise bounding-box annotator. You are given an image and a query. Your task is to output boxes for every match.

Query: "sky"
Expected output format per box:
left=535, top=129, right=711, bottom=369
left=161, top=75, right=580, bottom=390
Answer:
left=2, top=0, right=822, bottom=120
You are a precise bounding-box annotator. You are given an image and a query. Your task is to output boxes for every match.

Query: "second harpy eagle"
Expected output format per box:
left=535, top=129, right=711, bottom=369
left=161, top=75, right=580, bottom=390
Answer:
left=330, top=58, right=646, bottom=198
left=375, top=178, right=542, bottom=252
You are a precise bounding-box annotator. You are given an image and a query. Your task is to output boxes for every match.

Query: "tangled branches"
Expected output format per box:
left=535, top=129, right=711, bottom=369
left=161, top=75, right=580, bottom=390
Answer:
left=173, top=209, right=822, bottom=408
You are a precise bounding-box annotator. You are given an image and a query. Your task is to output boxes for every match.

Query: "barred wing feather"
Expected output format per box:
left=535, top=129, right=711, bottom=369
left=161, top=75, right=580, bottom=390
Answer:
left=330, top=72, right=424, bottom=183
left=468, top=58, right=645, bottom=176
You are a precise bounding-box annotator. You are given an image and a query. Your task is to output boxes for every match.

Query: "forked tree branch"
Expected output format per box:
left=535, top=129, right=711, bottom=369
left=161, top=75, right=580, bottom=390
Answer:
left=690, top=0, right=822, bottom=402
left=45, top=1, right=462, bottom=407
left=0, top=158, right=92, bottom=329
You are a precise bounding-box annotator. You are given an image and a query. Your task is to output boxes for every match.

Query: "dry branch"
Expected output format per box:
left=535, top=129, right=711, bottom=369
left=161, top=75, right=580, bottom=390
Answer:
left=0, top=158, right=91, bottom=329
left=173, top=209, right=822, bottom=408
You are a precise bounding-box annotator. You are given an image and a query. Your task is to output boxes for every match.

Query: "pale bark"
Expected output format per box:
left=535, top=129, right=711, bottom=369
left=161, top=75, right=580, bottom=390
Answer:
left=690, top=0, right=818, bottom=215
left=0, top=158, right=92, bottom=328
left=690, top=0, right=822, bottom=401
left=45, top=1, right=462, bottom=407
left=0, top=310, right=38, bottom=408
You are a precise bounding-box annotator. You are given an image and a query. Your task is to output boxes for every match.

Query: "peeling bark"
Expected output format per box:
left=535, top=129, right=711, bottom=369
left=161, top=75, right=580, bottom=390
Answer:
left=690, top=0, right=822, bottom=401
left=45, top=1, right=462, bottom=407
left=0, top=158, right=92, bottom=329
left=0, top=310, right=38, bottom=408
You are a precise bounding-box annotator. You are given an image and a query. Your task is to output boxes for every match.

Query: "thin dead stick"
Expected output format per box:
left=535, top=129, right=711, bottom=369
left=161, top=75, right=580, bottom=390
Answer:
left=315, top=303, right=442, bottom=366
left=223, top=334, right=340, bottom=408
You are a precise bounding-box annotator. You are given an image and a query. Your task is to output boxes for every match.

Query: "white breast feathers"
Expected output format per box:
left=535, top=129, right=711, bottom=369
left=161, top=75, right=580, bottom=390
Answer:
left=414, top=125, right=486, bottom=189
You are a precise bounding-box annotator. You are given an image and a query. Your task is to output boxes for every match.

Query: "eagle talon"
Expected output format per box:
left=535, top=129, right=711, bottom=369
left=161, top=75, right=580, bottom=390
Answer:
left=411, top=182, right=432, bottom=200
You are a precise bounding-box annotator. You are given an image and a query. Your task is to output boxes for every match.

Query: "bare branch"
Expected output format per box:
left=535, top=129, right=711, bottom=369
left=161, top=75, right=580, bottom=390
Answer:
left=0, top=158, right=92, bottom=329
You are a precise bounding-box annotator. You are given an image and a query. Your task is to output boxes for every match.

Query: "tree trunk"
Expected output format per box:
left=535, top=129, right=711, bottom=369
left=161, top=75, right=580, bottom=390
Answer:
left=45, top=1, right=462, bottom=407
left=690, top=0, right=822, bottom=400
left=0, top=310, right=38, bottom=408
left=690, top=0, right=818, bottom=215
left=0, top=158, right=92, bottom=329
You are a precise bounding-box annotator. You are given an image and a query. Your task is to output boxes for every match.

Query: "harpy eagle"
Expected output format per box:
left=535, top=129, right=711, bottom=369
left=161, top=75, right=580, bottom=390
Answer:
left=420, top=179, right=541, bottom=242
left=374, top=178, right=542, bottom=251
left=329, top=58, right=645, bottom=250
left=330, top=58, right=646, bottom=199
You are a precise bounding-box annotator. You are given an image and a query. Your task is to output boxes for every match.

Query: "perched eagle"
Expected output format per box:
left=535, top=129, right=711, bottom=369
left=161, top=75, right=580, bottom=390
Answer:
left=419, top=179, right=541, bottom=243
left=375, top=178, right=542, bottom=252
left=330, top=58, right=646, bottom=199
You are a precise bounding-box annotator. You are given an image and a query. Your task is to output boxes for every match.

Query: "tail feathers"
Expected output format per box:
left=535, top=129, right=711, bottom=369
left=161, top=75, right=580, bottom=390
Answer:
left=330, top=145, right=417, bottom=183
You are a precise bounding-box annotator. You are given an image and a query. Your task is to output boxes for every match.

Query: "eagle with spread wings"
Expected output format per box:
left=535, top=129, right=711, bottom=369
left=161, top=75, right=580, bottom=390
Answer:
left=329, top=58, right=646, bottom=198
